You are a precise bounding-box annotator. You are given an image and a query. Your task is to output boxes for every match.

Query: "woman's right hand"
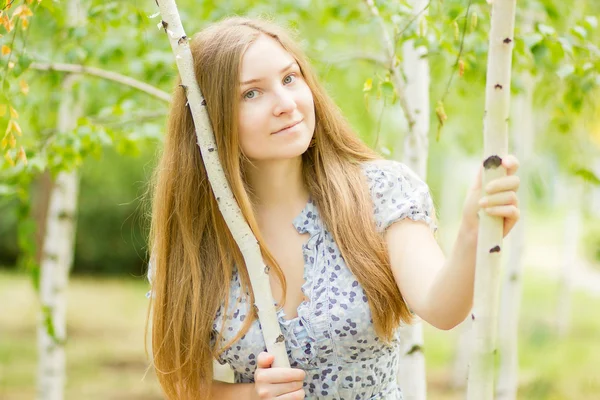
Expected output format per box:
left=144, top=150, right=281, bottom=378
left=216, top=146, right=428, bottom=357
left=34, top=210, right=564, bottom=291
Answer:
left=252, top=352, right=306, bottom=399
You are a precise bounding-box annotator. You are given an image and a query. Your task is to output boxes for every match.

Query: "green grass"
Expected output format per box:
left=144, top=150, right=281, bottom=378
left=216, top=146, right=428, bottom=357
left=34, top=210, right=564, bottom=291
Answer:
left=2, top=270, right=599, bottom=400
left=0, top=271, right=163, bottom=400
left=1, top=205, right=600, bottom=400
left=423, top=269, right=600, bottom=400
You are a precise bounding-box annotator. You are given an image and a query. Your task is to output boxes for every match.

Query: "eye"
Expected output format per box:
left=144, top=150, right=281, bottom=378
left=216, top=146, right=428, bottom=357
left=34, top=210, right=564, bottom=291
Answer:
left=243, top=89, right=258, bottom=100
left=283, top=74, right=297, bottom=84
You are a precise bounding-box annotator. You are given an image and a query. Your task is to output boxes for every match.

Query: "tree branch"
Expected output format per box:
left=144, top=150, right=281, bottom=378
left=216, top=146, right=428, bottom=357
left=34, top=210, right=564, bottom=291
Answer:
left=363, top=0, right=416, bottom=130
left=324, top=52, right=388, bottom=68
left=30, top=62, right=171, bottom=103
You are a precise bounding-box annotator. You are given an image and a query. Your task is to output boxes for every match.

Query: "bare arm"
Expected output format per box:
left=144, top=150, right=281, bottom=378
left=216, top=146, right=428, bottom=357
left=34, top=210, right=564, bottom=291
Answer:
left=386, top=157, right=520, bottom=330
left=211, top=380, right=256, bottom=399
left=386, top=219, right=475, bottom=330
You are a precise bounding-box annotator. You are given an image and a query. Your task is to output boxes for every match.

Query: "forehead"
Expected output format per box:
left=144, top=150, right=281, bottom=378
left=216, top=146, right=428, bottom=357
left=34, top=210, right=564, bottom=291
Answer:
left=239, top=35, right=296, bottom=81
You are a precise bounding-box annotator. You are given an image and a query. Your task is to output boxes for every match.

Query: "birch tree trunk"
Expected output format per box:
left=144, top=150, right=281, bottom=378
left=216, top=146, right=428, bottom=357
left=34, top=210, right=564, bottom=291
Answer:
left=154, top=0, right=289, bottom=367
left=447, top=160, right=479, bottom=390
left=467, top=1, right=517, bottom=398
left=396, top=1, right=430, bottom=398
left=495, top=74, right=534, bottom=400
left=36, top=2, right=86, bottom=398
left=36, top=74, right=82, bottom=400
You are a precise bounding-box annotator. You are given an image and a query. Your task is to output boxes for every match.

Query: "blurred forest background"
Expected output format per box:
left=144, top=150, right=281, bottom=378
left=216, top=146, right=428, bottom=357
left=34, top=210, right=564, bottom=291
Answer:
left=1, top=0, right=600, bottom=399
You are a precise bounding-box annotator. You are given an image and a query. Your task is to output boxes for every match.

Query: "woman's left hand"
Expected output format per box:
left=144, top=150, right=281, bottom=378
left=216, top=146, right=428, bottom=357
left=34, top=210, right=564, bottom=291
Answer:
left=461, top=154, right=521, bottom=238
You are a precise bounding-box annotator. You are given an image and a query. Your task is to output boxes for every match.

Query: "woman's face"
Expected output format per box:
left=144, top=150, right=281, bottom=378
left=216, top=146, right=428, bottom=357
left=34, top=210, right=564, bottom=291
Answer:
left=237, top=35, right=316, bottom=162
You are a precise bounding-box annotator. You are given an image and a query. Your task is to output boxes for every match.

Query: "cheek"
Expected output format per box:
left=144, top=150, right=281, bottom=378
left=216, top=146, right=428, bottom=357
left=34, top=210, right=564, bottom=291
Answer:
left=238, top=106, right=265, bottom=156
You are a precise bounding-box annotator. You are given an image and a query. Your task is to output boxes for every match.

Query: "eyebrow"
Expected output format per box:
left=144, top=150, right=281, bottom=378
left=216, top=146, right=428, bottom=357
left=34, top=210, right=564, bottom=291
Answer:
left=240, top=61, right=299, bottom=87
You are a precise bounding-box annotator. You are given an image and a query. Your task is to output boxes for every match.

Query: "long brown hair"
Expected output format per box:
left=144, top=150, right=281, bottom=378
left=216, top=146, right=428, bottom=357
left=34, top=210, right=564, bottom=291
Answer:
left=146, top=16, right=413, bottom=399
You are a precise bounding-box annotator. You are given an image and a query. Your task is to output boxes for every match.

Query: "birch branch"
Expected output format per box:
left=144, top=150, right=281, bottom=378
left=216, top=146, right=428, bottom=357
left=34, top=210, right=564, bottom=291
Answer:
left=324, top=52, right=387, bottom=68
left=154, top=0, right=290, bottom=367
left=467, top=0, right=517, bottom=398
left=363, top=0, right=416, bottom=130
left=30, top=62, right=171, bottom=102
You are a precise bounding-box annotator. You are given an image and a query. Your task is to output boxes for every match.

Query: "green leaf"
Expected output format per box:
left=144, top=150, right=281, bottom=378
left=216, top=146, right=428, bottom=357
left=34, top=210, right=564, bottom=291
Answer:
left=584, top=16, right=598, bottom=30
left=380, top=81, right=395, bottom=98
left=571, top=25, right=587, bottom=40
left=0, top=184, right=16, bottom=196
left=524, top=32, right=544, bottom=50
left=558, top=37, right=574, bottom=56
left=538, top=24, right=556, bottom=36
left=572, top=168, right=600, bottom=186
left=556, top=64, right=575, bottom=79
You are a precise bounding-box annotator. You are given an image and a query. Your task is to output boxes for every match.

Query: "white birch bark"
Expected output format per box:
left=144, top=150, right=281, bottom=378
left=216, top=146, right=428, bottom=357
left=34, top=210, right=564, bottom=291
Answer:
left=466, top=1, right=517, bottom=398
left=37, top=2, right=86, bottom=399
left=154, top=0, right=289, bottom=367
left=36, top=74, right=82, bottom=400
left=451, top=318, right=473, bottom=389
left=396, top=1, right=430, bottom=398
left=495, top=74, right=534, bottom=400
left=446, top=159, right=478, bottom=390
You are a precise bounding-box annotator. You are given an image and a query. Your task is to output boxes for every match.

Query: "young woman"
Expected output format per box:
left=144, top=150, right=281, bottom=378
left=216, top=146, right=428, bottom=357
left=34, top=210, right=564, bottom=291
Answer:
left=146, top=16, right=520, bottom=400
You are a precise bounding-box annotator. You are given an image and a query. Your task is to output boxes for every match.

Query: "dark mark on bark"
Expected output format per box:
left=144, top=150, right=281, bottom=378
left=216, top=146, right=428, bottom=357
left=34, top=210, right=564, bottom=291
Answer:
left=490, top=245, right=501, bottom=253
left=407, top=344, right=423, bottom=355
left=483, top=155, right=502, bottom=169
left=178, top=84, right=188, bottom=95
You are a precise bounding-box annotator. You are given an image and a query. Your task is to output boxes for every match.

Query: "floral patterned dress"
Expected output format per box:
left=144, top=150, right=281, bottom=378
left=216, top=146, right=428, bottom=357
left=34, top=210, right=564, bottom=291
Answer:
left=208, top=159, right=437, bottom=399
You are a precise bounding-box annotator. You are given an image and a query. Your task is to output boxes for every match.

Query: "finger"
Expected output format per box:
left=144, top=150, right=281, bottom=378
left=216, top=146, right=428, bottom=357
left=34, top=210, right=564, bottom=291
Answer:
left=479, top=191, right=518, bottom=208
left=501, top=154, right=520, bottom=176
left=255, top=381, right=304, bottom=399
left=485, top=175, right=520, bottom=194
left=483, top=205, right=520, bottom=220
left=503, top=217, right=518, bottom=237
left=256, top=352, right=274, bottom=369
left=470, top=164, right=483, bottom=191
left=256, top=368, right=306, bottom=385
left=277, top=388, right=306, bottom=399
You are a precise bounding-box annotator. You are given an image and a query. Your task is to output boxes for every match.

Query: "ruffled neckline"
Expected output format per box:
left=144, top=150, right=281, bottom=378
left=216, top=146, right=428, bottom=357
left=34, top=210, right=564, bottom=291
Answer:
left=291, top=196, right=322, bottom=236
left=274, top=196, right=324, bottom=352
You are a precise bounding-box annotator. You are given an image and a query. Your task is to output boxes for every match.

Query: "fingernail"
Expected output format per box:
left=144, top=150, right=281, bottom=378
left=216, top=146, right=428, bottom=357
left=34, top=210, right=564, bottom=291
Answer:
left=479, top=198, right=487, bottom=206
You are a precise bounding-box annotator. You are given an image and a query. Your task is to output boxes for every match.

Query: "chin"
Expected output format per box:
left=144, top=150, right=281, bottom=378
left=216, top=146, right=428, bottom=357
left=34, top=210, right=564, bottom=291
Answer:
left=251, top=142, right=312, bottom=162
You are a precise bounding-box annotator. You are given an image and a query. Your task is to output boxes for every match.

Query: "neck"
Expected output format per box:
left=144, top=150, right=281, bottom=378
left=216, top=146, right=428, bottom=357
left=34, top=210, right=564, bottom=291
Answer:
left=245, top=157, right=309, bottom=221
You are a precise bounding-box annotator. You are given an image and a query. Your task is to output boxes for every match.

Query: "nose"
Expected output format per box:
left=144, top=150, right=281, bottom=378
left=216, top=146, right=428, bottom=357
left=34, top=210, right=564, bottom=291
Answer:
left=272, top=86, right=297, bottom=116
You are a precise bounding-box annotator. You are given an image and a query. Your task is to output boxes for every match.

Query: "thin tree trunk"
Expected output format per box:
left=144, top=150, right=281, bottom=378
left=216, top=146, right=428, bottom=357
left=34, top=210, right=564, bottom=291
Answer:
left=154, top=0, right=289, bottom=367
left=447, top=159, right=478, bottom=390
left=36, top=75, right=82, bottom=400
left=451, top=318, right=473, bottom=389
left=396, top=1, right=430, bottom=398
left=37, top=2, right=86, bottom=398
left=467, top=0, right=517, bottom=398
left=495, top=74, right=534, bottom=400
left=33, top=171, right=53, bottom=265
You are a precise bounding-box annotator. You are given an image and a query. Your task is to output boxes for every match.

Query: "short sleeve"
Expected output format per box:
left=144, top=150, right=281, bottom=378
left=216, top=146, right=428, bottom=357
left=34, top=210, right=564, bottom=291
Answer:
left=363, top=159, right=437, bottom=233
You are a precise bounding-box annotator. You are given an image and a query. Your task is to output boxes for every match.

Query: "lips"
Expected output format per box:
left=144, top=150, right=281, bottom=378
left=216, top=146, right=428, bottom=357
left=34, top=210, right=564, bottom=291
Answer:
left=273, top=119, right=302, bottom=134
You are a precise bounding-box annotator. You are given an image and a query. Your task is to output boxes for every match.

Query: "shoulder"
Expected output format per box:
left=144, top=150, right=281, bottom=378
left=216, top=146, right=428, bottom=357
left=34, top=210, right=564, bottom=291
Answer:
left=360, top=159, right=436, bottom=232
left=360, top=158, right=427, bottom=193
